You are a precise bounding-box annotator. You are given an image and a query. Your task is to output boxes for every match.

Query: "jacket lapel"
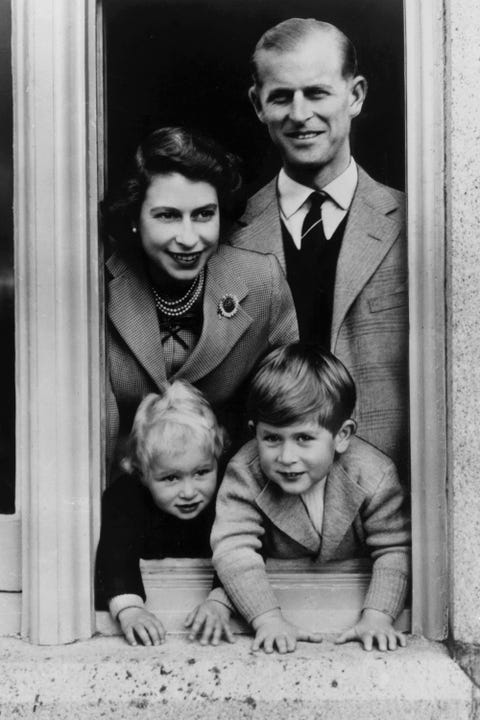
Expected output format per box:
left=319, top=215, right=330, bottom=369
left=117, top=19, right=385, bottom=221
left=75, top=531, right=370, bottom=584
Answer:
left=229, top=179, right=286, bottom=272
left=256, top=481, right=321, bottom=555
left=319, top=461, right=367, bottom=563
left=174, top=247, right=253, bottom=384
left=106, top=251, right=167, bottom=390
left=330, top=168, right=404, bottom=349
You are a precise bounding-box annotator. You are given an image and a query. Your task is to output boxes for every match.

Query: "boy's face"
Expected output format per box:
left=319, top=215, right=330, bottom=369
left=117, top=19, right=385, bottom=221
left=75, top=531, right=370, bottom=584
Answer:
left=256, top=416, right=352, bottom=495
left=144, top=444, right=217, bottom=520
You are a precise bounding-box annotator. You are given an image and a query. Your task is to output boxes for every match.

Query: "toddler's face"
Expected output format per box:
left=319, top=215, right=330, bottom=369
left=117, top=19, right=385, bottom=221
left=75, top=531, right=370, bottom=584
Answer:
left=144, top=444, right=217, bottom=520
left=256, top=416, right=348, bottom=495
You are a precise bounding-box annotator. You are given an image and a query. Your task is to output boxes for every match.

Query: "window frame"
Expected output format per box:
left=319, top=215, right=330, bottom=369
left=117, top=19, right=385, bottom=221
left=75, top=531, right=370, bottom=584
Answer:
left=4, top=0, right=446, bottom=643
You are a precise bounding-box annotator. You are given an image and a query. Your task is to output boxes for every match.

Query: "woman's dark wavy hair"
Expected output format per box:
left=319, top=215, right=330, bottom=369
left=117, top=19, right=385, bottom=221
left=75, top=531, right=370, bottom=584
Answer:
left=104, top=126, right=246, bottom=246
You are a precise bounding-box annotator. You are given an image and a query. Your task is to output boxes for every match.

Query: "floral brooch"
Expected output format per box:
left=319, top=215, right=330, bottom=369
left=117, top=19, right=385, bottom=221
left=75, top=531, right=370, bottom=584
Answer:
left=217, top=294, right=240, bottom=319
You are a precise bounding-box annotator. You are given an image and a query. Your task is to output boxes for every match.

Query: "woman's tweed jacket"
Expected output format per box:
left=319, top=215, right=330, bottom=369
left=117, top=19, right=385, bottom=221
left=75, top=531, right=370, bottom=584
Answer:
left=106, top=243, right=299, bottom=473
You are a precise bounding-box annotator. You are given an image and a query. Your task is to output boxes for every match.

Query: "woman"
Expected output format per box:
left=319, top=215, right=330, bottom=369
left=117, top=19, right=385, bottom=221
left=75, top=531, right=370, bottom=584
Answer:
left=105, top=126, right=298, bottom=476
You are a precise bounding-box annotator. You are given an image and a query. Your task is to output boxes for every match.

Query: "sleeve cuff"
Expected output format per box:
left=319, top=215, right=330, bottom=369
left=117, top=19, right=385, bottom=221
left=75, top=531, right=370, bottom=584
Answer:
left=108, top=594, right=144, bottom=621
left=207, top=586, right=235, bottom=613
left=363, top=568, right=409, bottom=619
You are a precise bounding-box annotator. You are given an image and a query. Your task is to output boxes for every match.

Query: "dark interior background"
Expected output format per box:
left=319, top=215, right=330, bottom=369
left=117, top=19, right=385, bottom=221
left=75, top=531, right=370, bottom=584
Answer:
left=0, top=0, right=14, bottom=513
left=0, top=0, right=404, bottom=513
left=104, top=0, right=405, bottom=195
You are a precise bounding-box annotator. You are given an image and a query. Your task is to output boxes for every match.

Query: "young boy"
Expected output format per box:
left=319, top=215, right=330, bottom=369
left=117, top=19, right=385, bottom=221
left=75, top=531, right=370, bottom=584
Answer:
left=95, top=380, right=234, bottom=646
left=211, top=344, right=410, bottom=654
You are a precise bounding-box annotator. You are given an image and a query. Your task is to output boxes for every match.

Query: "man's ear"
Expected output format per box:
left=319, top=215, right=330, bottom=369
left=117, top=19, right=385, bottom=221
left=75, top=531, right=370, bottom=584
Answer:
left=334, top=419, right=356, bottom=454
left=248, top=85, right=265, bottom=122
left=349, top=75, right=367, bottom=119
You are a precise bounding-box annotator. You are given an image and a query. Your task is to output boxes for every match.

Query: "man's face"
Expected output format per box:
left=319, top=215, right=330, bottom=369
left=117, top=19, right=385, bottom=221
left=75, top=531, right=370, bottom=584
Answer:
left=250, top=32, right=366, bottom=186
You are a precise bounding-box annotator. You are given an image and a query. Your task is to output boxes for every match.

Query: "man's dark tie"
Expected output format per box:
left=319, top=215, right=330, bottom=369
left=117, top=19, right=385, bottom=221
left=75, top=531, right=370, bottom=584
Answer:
left=301, top=191, right=328, bottom=253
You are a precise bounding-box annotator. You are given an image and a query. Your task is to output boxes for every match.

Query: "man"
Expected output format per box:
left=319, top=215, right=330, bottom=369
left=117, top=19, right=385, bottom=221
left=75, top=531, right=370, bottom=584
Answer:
left=228, top=18, right=408, bottom=472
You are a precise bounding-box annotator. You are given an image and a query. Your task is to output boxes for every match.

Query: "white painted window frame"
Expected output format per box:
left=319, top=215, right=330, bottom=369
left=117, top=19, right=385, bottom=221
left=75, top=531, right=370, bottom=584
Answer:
left=1, top=0, right=446, bottom=644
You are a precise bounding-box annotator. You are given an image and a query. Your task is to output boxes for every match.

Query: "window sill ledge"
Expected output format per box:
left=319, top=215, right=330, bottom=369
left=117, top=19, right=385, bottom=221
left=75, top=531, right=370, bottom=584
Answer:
left=96, top=558, right=411, bottom=636
left=0, top=636, right=476, bottom=719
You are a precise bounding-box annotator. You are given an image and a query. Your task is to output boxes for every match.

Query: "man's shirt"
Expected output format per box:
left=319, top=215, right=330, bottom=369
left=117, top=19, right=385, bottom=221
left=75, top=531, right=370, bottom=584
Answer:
left=277, top=158, right=358, bottom=248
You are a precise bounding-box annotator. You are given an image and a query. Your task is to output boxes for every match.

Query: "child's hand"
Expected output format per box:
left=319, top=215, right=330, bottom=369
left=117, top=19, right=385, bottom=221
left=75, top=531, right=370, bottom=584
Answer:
left=117, top=606, right=166, bottom=646
left=251, top=609, right=323, bottom=654
left=335, top=608, right=407, bottom=652
left=184, top=600, right=235, bottom=645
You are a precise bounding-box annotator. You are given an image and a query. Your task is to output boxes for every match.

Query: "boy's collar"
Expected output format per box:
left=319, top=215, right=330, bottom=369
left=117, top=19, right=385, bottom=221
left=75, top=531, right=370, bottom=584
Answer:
left=255, top=456, right=367, bottom=560
left=319, top=462, right=367, bottom=563
left=255, top=479, right=321, bottom=555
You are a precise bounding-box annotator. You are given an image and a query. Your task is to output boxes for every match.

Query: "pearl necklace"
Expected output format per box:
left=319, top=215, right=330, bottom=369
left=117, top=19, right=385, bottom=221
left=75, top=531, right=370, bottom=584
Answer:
left=150, top=271, right=204, bottom=317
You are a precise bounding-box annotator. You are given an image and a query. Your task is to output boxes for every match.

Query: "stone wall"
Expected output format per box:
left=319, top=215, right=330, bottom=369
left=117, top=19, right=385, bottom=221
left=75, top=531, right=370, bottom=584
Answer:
left=447, top=0, right=480, bottom=645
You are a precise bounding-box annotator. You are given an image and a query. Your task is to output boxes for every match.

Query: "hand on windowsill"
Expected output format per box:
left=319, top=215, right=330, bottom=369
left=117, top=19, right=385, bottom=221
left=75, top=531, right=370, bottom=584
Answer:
left=251, top=608, right=323, bottom=654
left=335, top=608, right=407, bottom=651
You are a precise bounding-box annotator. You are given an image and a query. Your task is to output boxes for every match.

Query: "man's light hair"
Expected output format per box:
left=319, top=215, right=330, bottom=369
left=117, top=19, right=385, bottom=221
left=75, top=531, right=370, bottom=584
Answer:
left=251, top=18, right=358, bottom=86
left=121, top=380, right=226, bottom=479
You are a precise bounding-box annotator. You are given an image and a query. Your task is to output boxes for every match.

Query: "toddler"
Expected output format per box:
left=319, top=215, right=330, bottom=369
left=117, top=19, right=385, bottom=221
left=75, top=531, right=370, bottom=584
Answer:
left=95, top=380, right=233, bottom=646
left=211, top=344, right=411, bottom=653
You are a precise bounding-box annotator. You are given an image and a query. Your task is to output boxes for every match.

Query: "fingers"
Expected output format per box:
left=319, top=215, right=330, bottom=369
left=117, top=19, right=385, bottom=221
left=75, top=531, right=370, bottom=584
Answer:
left=297, top=630, right=323, bottom=645
left=363, top=632, right=394, bottom=652
left=122, top=618, right=165, bottom=647
left=274, top=635, right=289, bottom=654
left=133, top=623, right=154, bottom=647
left=199, top=615, right=216, bottom=645
left=364, top=630, right=407, bottom=652
left=186, top=606, right=235, bottom=645
left=125, top=626, right=138, bottom=646
left=149, top=618, right=166, bottom=645
left=384, top=630, right=407, bottom=651
left=209, top=618, right=235, bottom=646
left=187, top=611, right=206, bottom=641
left=335, top=628, right=357, bottom=645
left=252, top=632, right=296, bottom=654
left=251, top=632, right=265, bottom=653
left=362, top=632, right=375, bottom=652
left=210, top=622, right=223, bottom=646
left=184, top=608, right=197, bottom=627
left=222, top=621, right=236, bottom=644
left=263, top=635, right=275, bottom=654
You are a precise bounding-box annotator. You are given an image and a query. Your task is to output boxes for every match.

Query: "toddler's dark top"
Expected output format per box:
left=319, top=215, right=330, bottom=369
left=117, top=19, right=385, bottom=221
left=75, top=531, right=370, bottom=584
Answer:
left=95, top=473, right=215, bottom=610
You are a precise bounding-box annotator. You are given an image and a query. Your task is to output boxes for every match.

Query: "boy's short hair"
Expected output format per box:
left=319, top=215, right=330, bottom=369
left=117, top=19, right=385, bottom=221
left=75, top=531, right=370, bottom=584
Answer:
left=247, top=344, right=356, bottom=434
left=122, top=380, right=226, bottom=479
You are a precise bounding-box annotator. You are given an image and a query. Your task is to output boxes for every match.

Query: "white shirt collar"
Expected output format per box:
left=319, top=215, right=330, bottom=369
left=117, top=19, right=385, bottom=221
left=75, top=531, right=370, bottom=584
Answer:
left=278, top=159, right=358, bottom=219
left=301, top=476, right=327, bottom=536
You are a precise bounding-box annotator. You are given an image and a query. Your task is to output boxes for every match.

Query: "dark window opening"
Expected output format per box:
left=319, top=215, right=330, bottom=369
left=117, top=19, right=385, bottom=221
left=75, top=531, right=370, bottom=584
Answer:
left=104, top=0, right=405, bottom=195
left=0, top=0, right=14, bottom=514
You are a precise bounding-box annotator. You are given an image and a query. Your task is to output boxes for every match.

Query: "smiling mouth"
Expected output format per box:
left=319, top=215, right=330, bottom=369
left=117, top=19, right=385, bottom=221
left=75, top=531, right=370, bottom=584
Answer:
left=286, top=131, right=322, bottom=140
left=278, top=471, right=304, bottom=481
left=175, top=501, right=202, bottom=514
left=169, top=252, right=202, bottom=266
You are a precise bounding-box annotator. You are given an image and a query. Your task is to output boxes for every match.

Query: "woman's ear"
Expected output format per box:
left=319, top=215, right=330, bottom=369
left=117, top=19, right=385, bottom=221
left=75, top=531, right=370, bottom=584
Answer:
left=334, top=419, right=356, bottom=454
left=247, top=419, right=256, bottom=435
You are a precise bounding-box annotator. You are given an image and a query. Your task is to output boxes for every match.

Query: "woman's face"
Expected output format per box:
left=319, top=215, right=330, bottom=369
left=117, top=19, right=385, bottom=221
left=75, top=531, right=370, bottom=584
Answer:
left=138, top=172, right=220, bottom=283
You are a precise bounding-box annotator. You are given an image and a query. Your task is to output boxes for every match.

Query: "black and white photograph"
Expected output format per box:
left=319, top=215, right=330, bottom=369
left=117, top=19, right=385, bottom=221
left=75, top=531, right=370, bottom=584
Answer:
left=0, top=0, right=479, bottom=717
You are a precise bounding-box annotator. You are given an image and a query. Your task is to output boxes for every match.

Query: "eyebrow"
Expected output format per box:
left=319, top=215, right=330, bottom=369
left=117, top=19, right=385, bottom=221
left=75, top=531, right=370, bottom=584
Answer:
left=148, top=202, right=218, bottom=214
left=266, top=84, right=332, bottom=101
